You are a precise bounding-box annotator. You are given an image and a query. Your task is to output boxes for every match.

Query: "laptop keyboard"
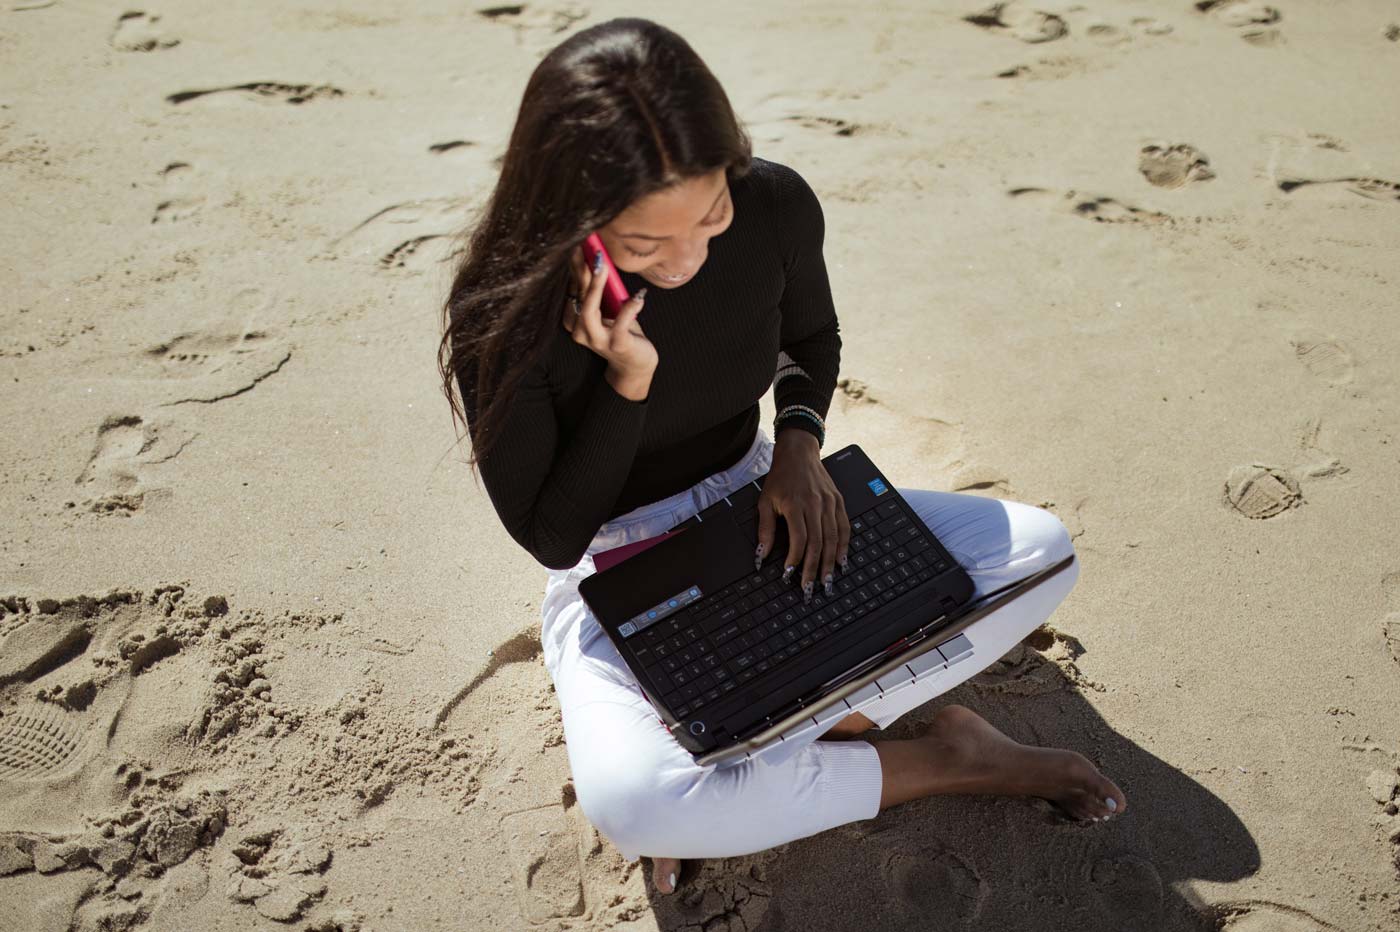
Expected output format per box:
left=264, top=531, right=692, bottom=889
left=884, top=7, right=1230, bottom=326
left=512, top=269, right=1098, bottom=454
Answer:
left=630, top=498, right=955, bottom=721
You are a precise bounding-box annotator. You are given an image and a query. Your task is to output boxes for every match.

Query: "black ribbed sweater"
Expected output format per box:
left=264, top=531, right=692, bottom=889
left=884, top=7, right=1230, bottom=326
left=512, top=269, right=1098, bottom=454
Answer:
left=460, top=157, right=842, bottom=570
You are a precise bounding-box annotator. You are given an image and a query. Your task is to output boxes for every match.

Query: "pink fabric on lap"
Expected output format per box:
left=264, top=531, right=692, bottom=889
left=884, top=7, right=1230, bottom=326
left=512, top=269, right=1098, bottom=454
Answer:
left=592, top=528, right=687, bottom=572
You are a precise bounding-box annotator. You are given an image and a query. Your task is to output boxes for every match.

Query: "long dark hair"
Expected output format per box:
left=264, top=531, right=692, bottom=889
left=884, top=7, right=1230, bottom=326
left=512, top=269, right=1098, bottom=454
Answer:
left=438, top=18, right=753, bottom=472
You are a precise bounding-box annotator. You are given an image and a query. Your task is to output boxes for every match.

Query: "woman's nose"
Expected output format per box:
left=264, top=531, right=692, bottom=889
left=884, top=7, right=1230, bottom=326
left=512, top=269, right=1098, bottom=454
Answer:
left=667, top=239, right=707, bottom=273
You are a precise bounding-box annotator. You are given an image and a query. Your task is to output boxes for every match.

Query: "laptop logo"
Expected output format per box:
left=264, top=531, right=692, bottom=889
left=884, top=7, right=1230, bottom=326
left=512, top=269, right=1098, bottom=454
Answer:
left=868, top=478, right=889, bottom=495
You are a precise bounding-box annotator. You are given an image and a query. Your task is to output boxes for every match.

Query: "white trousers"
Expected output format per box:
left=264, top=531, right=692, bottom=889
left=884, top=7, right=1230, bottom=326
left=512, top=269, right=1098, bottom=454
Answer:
left=539, top=428, right=1079, bottom=861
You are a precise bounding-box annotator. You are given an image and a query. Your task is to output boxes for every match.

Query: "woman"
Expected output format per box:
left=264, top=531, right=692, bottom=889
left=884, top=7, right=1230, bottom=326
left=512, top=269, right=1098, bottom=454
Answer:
left=439, top=17, right=1126, bottom=896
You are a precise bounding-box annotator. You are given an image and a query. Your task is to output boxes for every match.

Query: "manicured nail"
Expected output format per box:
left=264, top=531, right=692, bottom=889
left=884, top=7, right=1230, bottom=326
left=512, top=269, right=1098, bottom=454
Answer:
left=823, top=573, right=834, bottom=597
left=1105, top=797, right=1117, bottom=812
left=839, top=556, right=850, bottom=574
left=635, top=286, right=648, bottom=303
left=782, top=565, right=795, bottom=583
left=754, top=543, right=765, bottom=571
left=592, top=251, right=604, bottom=274
left=802, top=580, right=813, bottom=603
left=668, top=872, right=676, bottom=892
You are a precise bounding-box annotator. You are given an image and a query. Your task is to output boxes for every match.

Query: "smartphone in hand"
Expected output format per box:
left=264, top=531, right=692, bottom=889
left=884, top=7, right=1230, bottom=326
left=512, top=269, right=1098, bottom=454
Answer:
left=582, top=233, right=631, bottom=320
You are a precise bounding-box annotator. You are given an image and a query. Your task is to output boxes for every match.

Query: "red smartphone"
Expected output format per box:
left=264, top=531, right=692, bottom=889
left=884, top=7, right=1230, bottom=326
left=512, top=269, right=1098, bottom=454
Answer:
left=581, top=233, right=631, bottom=320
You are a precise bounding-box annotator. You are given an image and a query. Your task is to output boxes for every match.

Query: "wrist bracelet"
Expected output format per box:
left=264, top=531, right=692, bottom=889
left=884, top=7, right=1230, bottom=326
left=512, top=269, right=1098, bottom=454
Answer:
left=774, top=404, right=825, bottom=446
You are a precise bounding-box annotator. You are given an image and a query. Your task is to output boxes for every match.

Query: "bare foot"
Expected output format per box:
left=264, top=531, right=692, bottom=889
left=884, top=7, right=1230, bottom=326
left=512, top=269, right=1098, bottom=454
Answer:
left=650, top=856, right=682, bottom=894
left=877, top=704, right=1127, bottom=821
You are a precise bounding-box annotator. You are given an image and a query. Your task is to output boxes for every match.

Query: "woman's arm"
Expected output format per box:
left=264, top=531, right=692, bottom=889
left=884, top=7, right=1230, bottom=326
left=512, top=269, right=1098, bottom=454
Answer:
left=768, top=164, right=842, bottom=445
left=460, top=355, right=649, bottom=570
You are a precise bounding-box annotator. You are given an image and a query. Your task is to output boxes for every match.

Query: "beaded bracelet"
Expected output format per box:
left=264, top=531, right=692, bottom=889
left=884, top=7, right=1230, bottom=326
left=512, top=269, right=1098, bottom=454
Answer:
left=774, top=404, right=826, bottom=447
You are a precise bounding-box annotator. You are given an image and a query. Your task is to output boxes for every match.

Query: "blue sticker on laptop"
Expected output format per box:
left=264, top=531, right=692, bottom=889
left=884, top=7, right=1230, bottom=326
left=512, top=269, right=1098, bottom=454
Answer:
left=868, top=478, right=888, bottom=495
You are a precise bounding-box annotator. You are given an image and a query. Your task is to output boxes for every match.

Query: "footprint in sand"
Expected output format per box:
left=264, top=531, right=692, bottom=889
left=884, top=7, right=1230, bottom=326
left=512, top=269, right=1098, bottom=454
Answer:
left=1262, top=132, right=1400, bottom=201
left=1, top=783, right=227, bottom=928
left=165, top=83, right=345, bottom=106
left=1204, top=900, right=1343, bottom=931
left=832, top=377, right=963, bottom=477
left=884, top=847, right=985, bottom=925
left=329, top=197, right=470, bottom=272
left=996, top=56, right=1097, bottom=80
left=950, top=464, right=1013, bottom=497
left=0, top=590, right=200, bottom=783
left=1139, top=143, right=1215, bottom=188
left=136, top=311, right=292, bottom=406
left=431, top=624, right=557, bottom=778
left=1196, top=0, right=1285, bottom=45
left=972, top=624, right=1103, bottom=695
left=439, top=623, right=778, bottom=929
left=0, top=588, right=359, bottom=930
left=1278, top=175, right=1400, bottom=203
left=1195, top=0, right=1281, bottom=28
left=74, top=413, right=196, bottom=515
left=225, top=823, right=333, bottom=922
left=1223, top=464, right=1302, bottom=519
left=435, top=628, right=605, bottom=922
left=110, top=11, right=179, bottom=52
left=1089, top=853, right=1164, bottom=926
left=1383, top=613, right=1400, bottom=668
left=474, top=3, right=588, bottom=49
left=744, top=93, right=869, bottom=145
left=1363, top=752, right=1400, bottom=875
left=151, top=161, right=204, bottom=224
left=964, top=1, right=1068, bottom=43
left=1008, top=187, right=1173, bottom=224
left=1290, top=332, right=1355, bottom=385
left=500, top=804, right=585, bottom=922
left=997, top=16, right=1171, bottom=78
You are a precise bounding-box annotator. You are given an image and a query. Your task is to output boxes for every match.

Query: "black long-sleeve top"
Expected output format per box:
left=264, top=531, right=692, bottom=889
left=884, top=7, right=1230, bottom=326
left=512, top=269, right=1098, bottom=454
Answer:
left=459, top=156, right=842, bottom=570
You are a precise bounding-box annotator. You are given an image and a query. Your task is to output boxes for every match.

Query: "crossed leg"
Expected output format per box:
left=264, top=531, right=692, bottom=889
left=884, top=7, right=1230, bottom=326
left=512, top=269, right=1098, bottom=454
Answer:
left=553, top=489, right=1125, bottom=894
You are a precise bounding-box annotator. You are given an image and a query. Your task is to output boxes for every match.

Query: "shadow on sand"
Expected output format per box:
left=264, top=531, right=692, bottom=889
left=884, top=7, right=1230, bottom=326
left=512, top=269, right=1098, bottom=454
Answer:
left=643, top=646, right=1263, bottom=932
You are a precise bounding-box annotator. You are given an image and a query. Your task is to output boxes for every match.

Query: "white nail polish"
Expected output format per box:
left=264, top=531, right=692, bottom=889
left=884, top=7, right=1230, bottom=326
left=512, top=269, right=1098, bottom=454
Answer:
left=1105, top=797, right=1117, bottom=812
left=669, top=872, right=676, bottom=891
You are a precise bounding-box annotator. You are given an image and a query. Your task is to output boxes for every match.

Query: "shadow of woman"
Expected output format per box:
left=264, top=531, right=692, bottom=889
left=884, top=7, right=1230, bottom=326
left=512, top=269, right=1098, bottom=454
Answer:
left=644, top=646, right=1266, bottom=932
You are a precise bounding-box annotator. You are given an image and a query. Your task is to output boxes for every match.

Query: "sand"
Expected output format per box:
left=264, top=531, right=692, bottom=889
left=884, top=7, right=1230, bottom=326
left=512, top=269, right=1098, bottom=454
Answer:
left=2, top=0, right=1399, bottom=929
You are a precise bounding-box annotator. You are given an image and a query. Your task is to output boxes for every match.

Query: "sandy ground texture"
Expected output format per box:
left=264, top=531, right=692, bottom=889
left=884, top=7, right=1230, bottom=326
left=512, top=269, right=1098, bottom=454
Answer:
left=3, top=0, right=1400, bottom=929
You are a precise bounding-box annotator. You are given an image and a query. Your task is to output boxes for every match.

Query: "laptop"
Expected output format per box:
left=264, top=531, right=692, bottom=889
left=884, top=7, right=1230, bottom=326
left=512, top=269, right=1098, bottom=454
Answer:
left=578, top=442, right=1074, bottom=768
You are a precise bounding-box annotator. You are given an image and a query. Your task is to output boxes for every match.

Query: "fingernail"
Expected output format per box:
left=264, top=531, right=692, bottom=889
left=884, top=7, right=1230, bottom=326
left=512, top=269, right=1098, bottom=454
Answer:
left=782, top=565, right=795, bottom=583
left=635, top=286, right=648, bottom=302
left=823, top=573, right=834, bottom=596
left=668, top=872, right=676, bottom=892
left=802, top=580, right=813, bottom=603
left=592, top=251, right=604, bottom=273
left=1105, top=797, right=1117, bottom=812
left=839, top=556, right=850, bottom=574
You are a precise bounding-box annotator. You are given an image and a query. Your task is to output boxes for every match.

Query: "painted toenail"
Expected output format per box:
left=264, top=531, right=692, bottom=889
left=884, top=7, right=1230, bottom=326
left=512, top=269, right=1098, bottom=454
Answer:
left=1105, top=797, right=1117, bottom=812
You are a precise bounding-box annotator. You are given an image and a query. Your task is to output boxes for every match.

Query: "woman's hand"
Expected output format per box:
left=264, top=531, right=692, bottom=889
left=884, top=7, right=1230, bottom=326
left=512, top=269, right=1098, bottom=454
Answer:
left=563, top=245, right=656, bottom=399
left=756, top=430, right=851, bottom=602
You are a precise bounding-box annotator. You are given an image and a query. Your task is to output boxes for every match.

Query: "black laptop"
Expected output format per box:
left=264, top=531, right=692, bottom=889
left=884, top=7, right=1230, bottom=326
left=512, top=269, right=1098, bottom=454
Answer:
left=577, top=443, right=993, bottom=762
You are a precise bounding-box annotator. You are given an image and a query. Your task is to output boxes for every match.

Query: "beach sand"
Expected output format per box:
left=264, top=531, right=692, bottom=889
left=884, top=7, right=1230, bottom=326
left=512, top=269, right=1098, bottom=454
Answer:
left=2, top=1, right=1399, bottom=929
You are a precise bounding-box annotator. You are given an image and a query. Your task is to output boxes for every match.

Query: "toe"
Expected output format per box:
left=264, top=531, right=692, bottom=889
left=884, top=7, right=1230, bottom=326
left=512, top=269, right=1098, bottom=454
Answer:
left=651, top=857, right=681, bottom=894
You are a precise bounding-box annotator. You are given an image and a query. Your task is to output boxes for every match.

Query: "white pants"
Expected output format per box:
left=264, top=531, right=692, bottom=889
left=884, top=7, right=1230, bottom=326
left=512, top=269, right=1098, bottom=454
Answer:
left=539, top=428, right=1079, bottom=861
